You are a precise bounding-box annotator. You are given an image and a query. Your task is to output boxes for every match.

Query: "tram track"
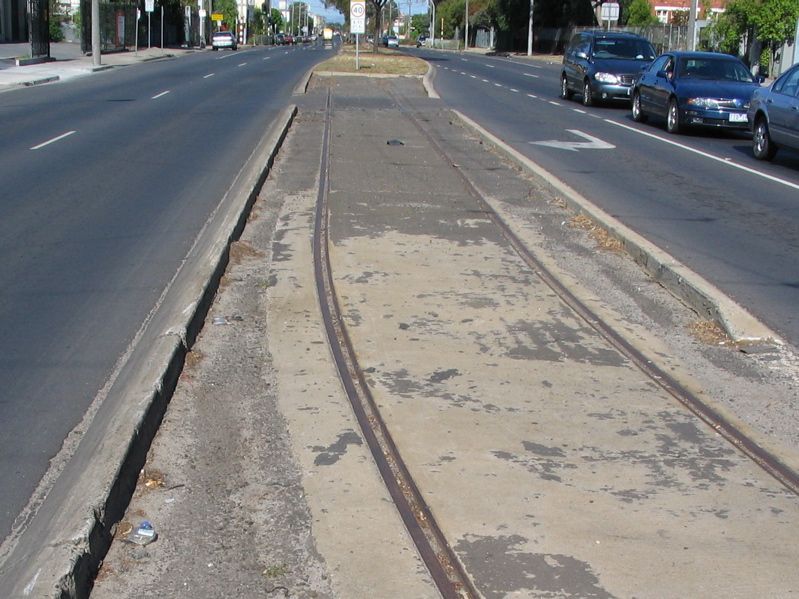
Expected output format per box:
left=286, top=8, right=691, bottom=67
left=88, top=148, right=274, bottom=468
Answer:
left=312, top=81, right=797, bottom=596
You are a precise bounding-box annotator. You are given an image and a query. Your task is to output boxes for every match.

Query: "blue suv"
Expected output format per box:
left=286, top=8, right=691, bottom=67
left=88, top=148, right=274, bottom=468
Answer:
left=561, top=31, right=656, bottom=106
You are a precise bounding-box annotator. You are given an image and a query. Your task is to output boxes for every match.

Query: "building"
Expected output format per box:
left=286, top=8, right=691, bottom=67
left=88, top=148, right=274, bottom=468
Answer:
left=652, top=0, right=727, bottom=24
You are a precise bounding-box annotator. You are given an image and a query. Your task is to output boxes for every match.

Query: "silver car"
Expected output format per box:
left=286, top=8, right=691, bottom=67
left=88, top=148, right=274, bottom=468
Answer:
left=212, top=31, right=237, bottom=51
left=749, top=63, right=799, bottom=160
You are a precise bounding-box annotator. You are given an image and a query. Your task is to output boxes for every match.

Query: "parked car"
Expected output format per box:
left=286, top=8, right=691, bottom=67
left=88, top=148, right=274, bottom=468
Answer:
left=561, top=30, right=656, bottom=106
left=211, top=30, right=237, bottom=51
left=631, top=51, right=760, bottom=134
left=275, top=33, right=286, bottom=45
left=284, top=33, right=294, bottom=45
left=749, top=62, right=799, bottom=160
left=416, top=34, right=427, bottom=48
left=387, top=35, right=399, bottom=49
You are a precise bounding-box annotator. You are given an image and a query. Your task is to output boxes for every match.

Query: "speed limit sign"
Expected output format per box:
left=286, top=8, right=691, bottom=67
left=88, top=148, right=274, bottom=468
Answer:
left=350, top=0, right=366, bottom=34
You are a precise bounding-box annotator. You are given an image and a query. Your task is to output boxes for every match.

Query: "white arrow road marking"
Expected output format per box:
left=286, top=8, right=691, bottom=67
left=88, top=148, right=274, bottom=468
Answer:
left=530, top=129, right=616, bottom=152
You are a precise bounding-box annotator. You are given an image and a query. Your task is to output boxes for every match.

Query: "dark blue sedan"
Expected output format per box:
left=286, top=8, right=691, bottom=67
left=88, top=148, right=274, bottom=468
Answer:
left=631, top=51, right=760, bottom=134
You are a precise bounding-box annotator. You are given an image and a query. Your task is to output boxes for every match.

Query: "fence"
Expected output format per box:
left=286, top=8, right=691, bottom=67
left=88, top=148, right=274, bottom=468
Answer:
left=80, top=0, right=136, bottom=53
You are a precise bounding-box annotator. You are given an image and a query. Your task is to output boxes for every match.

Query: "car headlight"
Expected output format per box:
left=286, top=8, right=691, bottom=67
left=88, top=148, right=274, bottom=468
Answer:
left=686, top=97, right=720, bottom=109
left=594, top=72, right=620, bottom=84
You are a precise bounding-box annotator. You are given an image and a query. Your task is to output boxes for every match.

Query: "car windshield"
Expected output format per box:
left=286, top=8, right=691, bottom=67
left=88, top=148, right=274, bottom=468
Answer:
left=678, top=58, right=754, bottom=82
left=592, top=38, right=655, bottom=60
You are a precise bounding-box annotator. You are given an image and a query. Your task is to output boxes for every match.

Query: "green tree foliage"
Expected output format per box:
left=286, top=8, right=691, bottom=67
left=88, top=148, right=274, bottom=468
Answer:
left=705, top=0, right=799, bottom=75
left=750, top=0, right=799, bottom=71
left=214, top=0, right=238, bottom=30
left=270, top=7, right=284, bottom=32
left=410, top=13, right=428, bottom=36
left=49, top=0, right=66, bottom=41
left=626, top=0, right=659, bottom=26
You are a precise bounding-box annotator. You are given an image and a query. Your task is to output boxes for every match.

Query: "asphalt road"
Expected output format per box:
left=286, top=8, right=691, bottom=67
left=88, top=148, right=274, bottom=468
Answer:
left=0, top=41, right=331, bottom=543
left=414, top=49, right=799, bottom=347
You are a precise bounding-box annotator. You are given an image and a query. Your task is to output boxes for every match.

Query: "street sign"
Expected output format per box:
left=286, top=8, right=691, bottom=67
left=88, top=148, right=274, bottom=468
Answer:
left=211, top=12, right=224, bottom=21
left=600, top=2, right=620, bottom=21
left=350, top=0, right=366, bottom=34
left=145, top=0, right=154, bottom=12
left=199, top=8, right=206, bottom=17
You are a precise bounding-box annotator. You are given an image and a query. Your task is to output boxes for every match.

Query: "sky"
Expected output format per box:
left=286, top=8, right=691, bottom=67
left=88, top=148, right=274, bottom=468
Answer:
left=306, top=0, right=431, bottom=24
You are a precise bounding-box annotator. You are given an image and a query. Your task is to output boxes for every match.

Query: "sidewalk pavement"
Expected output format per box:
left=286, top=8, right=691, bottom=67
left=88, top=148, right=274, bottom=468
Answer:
left=0, top=44, right=195, bottom=91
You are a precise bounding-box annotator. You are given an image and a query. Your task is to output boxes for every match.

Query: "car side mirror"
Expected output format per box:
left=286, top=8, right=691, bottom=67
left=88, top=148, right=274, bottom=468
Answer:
left=656, top=70, right=671, bottom=79
left=755, top=74, right=766, bottom=84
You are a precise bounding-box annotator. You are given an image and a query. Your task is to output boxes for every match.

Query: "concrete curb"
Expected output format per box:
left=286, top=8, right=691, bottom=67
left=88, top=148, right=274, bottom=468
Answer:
left=22, top=75, right=60, bottom=86
left=0, top=106, right=298, bottom=599
left=422, top=62, right=439, bottom=99
left=452, top=109, right=781, bottom=345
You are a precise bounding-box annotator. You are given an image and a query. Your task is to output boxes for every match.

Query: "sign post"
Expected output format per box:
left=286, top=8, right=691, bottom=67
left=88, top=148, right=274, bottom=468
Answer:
left=145, top=0, right=154, bottom=48
left=350, top=0, right=365, bottom=70
left=600, top=2, right=619, bottom=29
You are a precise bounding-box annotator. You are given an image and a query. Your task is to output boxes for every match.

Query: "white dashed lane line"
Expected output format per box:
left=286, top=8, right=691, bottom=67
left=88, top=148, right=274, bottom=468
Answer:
left=30, top=130, right=76, bottom=150
left=203, top=73, right=215, bottom=78
left=524, top=73, right=539, bottom=78
left=237, top=62, right=247, bottom=67
left=152, top=90, right=170, bottom=99
left=548, top=100, right=561, bottom=106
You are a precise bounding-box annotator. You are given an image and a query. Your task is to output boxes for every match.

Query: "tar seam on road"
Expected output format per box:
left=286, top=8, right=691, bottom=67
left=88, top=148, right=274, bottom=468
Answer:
left=387, top=87, right=799, bottom=498
left=312, top=88, right=479, bottom=599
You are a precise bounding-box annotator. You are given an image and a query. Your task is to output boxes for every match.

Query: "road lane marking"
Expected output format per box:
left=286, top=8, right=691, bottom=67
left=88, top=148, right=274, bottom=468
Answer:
left=482, top=79, right=489, bottom=83
left=605, top=119, right=799, bottom=191
left=151, top=90, right=170, bottom=99
left=494, top=83, right=503, bottom=87
left=30, top=130, right=75, bottom=150
left=573, top=108, right=587, bottom=114
left=510, top=88, right=519, bottom=92
left=203, top=73, right=215, bottom=78
left=527, top=93, right=538, bottom=99
left=470, top=75, right=477, bottom=78
left=485, top=64, right=495, bottom=68
left=548, top=100, right=561, bottom=106
left=530, top=129, right=615, bottom=152
left=263, top=56, right=271, bottom=60
left=237, top=62, right=247, bottom=67
left=523, top=73, right=539, bottom=78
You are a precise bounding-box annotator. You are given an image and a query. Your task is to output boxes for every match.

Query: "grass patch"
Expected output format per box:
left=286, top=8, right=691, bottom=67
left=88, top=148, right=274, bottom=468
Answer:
left=315, top=43, right=427, bottom=76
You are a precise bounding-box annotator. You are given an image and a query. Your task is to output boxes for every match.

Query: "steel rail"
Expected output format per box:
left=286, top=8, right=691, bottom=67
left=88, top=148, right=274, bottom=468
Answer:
left=312, top=89, right=479, bottom=599
left=387, top=86, right=799, bottom=497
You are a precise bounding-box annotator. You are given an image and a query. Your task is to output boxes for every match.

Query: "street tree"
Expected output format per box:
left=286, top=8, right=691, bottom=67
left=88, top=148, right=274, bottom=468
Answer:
left=750, top=0, right=799, bottom=75
left=626, top=0, right=659, bottom=26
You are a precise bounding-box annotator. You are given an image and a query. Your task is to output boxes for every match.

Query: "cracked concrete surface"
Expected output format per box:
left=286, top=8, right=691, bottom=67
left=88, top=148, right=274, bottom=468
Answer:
left=93, top=76, right=798, bottom=598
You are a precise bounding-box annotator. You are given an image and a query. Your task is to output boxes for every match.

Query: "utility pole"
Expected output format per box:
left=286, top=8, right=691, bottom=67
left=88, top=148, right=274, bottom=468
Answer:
left=527, top=0, right=533, bottom=56
left=688, top=0, right=698, bottom=51
left=91, top=0, right=100, bottom=66
left=464, top=0, right=468, bottom=49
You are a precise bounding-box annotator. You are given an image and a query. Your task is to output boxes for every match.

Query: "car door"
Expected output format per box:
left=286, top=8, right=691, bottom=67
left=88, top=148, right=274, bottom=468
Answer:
left=767, top=66, right=799, bottom=147
left=637, top=55, right=670, bottom=113
left=563, top=34, right=584, bottom=91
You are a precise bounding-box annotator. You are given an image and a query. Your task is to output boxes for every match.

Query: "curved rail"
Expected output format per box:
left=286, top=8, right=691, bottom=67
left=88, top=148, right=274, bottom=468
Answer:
left=386, top=85, right=799, bottom=498
left=312, top=89, right=479, bottom=599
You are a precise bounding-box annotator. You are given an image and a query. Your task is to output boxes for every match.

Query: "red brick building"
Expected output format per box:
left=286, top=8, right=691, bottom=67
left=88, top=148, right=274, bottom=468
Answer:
left=652, top=0, right=727, bottom=24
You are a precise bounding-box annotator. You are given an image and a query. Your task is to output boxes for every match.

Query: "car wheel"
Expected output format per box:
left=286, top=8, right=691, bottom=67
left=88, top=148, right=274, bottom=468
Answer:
left=631, top=91, right=647, bottom=123
left=582, top=80, right=594, bottom=106
left=666, top=98, right=682, bottom=134
left=212, top=47, right=218, bottom=51
left=752, top=117, right=777, bottom=160
left=560, top=75, right=573, bottom=100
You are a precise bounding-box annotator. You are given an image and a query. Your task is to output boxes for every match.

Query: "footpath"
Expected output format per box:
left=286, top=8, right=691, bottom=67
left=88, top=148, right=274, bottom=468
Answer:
left=0, top=42, right=194, bottom=91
